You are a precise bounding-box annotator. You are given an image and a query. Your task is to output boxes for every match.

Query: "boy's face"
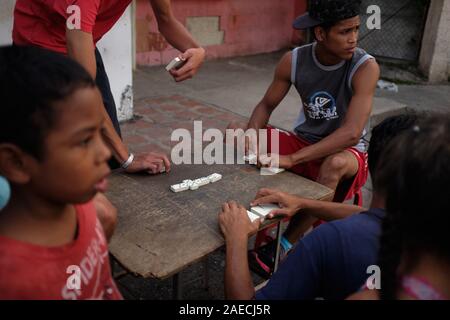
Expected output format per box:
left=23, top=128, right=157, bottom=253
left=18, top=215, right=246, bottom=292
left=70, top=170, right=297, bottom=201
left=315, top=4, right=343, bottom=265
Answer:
left=29, top=87, right=111, bottom=204
left=319, top=16, right=360, bottom=60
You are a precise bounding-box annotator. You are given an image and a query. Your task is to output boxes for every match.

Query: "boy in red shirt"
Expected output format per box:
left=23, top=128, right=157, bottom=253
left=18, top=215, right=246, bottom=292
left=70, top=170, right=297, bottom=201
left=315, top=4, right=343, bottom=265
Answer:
left=0, top=45, right=122, bottom=300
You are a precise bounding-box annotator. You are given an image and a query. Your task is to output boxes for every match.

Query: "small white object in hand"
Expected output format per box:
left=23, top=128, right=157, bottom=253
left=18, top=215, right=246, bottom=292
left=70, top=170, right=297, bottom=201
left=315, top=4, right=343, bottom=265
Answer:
left=170, top=173, right=222, bottom=193
left=258, top=155, right=272, bottom=166
left=261, top=167, right=285, bottom=175
left=165, top=57, right=185, bottom=71
left=247, top=210, right=262, bottom=223
left=250, top=203, right=280, bottom=218
left=243, top=153, right=257, bottom=163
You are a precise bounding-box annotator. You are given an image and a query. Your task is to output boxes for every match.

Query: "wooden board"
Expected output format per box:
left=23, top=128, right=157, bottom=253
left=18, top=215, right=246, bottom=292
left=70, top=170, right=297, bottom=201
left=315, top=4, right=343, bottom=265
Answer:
left=106, top=163, right=333, bottom=279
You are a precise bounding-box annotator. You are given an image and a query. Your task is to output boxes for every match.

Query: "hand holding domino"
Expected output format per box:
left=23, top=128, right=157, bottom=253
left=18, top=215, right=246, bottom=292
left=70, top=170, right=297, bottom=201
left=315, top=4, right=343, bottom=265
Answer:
left=243, top=153, right=285, bottom=175
left=245, top=203, right=281, bottom=223
left=250, top=203, right=280, bottom=219
left=165, top=56, right=186, bottom=72
left=246, top=210, right=261, bottom=223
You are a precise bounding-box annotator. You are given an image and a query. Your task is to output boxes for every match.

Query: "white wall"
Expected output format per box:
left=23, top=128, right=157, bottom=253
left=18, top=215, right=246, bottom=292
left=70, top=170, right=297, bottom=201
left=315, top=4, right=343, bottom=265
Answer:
left=97, top=8, right=134, bottom=121
left=419, top=0, right=450, bottom=83
left=0, top=0, right=134, bottom=121
left=0, top=0, right=15, bottom=46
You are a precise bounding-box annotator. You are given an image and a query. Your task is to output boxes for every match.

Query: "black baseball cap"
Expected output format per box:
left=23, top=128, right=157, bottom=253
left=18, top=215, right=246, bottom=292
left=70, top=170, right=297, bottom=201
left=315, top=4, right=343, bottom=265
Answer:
left=293, top=0, right=362, bottom=30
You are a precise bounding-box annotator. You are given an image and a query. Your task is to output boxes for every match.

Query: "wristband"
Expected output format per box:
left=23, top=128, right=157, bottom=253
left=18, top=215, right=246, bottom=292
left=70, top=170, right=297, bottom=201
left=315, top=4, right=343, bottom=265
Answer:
left=121, top=153, right=134, bottom=169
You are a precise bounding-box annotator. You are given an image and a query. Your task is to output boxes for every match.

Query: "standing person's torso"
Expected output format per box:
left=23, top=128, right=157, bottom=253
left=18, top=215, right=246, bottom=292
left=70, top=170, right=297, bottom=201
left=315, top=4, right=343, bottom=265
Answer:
left=13, top=0, right=132, bottom=54
left=0, top=202, right=122, bottom=300
left=291, top=43, right=375, bottom=152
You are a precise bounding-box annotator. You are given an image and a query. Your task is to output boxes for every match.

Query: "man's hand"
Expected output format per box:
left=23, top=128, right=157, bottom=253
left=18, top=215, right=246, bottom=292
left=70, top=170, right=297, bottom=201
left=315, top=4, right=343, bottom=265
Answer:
left=125, top=151, right=171, bottom=174
left=219, top=201, right=261, bottom=241
left=251, top=188, right=308, bottom=219
left=257, top=154, right=295, bottom=169
left=169, top=47, right=206, bottom=82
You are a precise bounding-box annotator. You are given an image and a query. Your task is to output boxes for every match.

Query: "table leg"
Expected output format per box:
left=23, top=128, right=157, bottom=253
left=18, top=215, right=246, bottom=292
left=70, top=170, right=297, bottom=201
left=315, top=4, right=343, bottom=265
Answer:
left=203, top=257, right=209, bottom=291
left=172, top=273, right=182, bottom=300
left=273, top=221, right=283, bottom=272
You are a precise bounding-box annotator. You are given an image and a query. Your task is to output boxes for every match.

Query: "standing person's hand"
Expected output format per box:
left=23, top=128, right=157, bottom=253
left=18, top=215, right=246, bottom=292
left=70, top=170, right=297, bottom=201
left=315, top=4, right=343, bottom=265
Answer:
left=124, top=151, right=171, bottom=174
left=251, top=188, right=308, bottom=219
left=219, top=201, right=261, bottom=242
left=169, top=48, right=206, bottom=82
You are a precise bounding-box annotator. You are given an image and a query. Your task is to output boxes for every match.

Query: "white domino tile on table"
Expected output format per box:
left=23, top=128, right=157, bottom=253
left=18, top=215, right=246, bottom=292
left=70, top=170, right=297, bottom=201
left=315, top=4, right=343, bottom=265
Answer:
left=170, top=182, right=190, bottom=193
left=193, top=178, right=209, bottom=187
left=207, top=173, right=222, bottom=183
left=261, top=167, right=285, bottom=175
left=189, top=183, right=199, bottom=190
left=170, top=173, right=222, bottom=193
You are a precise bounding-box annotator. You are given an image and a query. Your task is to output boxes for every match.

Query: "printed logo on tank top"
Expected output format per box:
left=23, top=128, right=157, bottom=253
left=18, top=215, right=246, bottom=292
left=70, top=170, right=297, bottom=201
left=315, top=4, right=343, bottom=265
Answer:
left=305, top=91, right=339, bottom=120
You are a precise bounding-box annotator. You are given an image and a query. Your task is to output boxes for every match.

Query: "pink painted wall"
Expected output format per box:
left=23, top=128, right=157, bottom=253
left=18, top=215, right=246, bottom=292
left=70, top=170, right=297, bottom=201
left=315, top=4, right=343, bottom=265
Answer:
left=136, top=0, right=305, bottom=66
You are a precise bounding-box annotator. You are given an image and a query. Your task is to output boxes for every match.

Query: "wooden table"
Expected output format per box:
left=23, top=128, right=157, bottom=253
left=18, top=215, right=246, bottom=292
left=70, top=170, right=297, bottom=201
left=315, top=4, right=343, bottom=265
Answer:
left=106, top=163, right=333, bottom=298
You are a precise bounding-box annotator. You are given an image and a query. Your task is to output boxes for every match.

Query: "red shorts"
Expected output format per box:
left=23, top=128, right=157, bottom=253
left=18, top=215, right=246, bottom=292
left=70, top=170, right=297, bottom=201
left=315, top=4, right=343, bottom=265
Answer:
left=265, top=126, right=368, bottom=203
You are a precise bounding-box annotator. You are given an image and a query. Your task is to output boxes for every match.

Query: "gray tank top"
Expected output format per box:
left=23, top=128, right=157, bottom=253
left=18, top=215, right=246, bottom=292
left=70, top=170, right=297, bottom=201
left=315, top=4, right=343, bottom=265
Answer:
left=292, top=42, right=374, bottom=152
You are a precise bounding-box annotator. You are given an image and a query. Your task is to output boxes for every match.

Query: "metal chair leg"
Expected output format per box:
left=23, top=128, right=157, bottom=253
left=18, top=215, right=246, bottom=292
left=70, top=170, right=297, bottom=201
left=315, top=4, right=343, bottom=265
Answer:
left=273, top=221, right=283, bottom=272
left=172, top=273, right=182, bottom=300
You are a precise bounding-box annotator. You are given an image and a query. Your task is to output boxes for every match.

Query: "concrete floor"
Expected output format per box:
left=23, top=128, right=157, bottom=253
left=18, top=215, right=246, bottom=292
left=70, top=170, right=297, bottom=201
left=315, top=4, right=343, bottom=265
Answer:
left=134, top=50, right=449, bottom=131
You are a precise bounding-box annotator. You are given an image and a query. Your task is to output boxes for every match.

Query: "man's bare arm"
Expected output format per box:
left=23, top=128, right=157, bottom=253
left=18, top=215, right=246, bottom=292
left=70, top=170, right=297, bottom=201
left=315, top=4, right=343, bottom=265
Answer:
left=252, top=188, right=363, bottom=221
left=298, top=198, right=363, bottom=221
left=247, top=52, right=293, bottom=130
left=149, top=0, right=205, bottom=82
left=66, top=29, right=129, bottom=163
left=220, top=202, right=260, bottom=300
left=150, top=0, right=199, bottom=51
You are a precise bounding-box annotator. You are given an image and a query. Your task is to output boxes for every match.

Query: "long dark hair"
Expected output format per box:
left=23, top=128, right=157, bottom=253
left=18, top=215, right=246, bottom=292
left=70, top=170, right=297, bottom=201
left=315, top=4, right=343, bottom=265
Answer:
left=375, top=113, right=450, bottom=299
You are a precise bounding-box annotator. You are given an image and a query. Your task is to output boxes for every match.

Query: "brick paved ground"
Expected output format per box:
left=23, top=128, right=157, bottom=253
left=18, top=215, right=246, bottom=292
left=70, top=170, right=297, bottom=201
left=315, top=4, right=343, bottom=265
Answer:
left=121, top=95, right=247, bottom=155
left=113, top=95, right=265, bottom=300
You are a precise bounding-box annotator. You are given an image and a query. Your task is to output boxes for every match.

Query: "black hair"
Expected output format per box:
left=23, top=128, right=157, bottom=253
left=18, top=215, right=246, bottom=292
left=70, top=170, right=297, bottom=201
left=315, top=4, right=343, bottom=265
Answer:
left=0, top=45, right=96, bottom=160
left=368, top=112, right=419, bottom=182
left=375, top=113, right=450, bottom=300
left=311, top=22, right=338, bottom=40
left=309, top=0, right=362, bottom=40
left=309, top=0, right=361, bottom=23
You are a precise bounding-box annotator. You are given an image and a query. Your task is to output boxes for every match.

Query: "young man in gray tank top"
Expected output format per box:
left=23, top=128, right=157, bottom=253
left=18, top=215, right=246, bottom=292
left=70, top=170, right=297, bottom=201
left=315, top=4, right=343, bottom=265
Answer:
left=227, top=0, right=380, bottom=277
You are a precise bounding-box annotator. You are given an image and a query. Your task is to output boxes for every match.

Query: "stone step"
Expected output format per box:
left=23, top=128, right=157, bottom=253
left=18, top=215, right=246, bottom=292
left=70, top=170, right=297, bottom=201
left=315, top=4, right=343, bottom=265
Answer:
left=369, top=97, right=408, bottom=129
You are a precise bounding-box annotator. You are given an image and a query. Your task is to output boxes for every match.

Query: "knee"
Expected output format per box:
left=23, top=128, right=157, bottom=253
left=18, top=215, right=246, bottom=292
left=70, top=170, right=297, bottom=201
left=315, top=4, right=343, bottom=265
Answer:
left=319, top=155, right=349, bottom=183
left=323, top=155, right=348, bottom=173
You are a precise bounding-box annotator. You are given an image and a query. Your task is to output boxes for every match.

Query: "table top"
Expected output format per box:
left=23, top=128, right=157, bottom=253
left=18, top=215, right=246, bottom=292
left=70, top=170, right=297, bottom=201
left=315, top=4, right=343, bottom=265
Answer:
left=106, top=163, right=333, bottom=279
